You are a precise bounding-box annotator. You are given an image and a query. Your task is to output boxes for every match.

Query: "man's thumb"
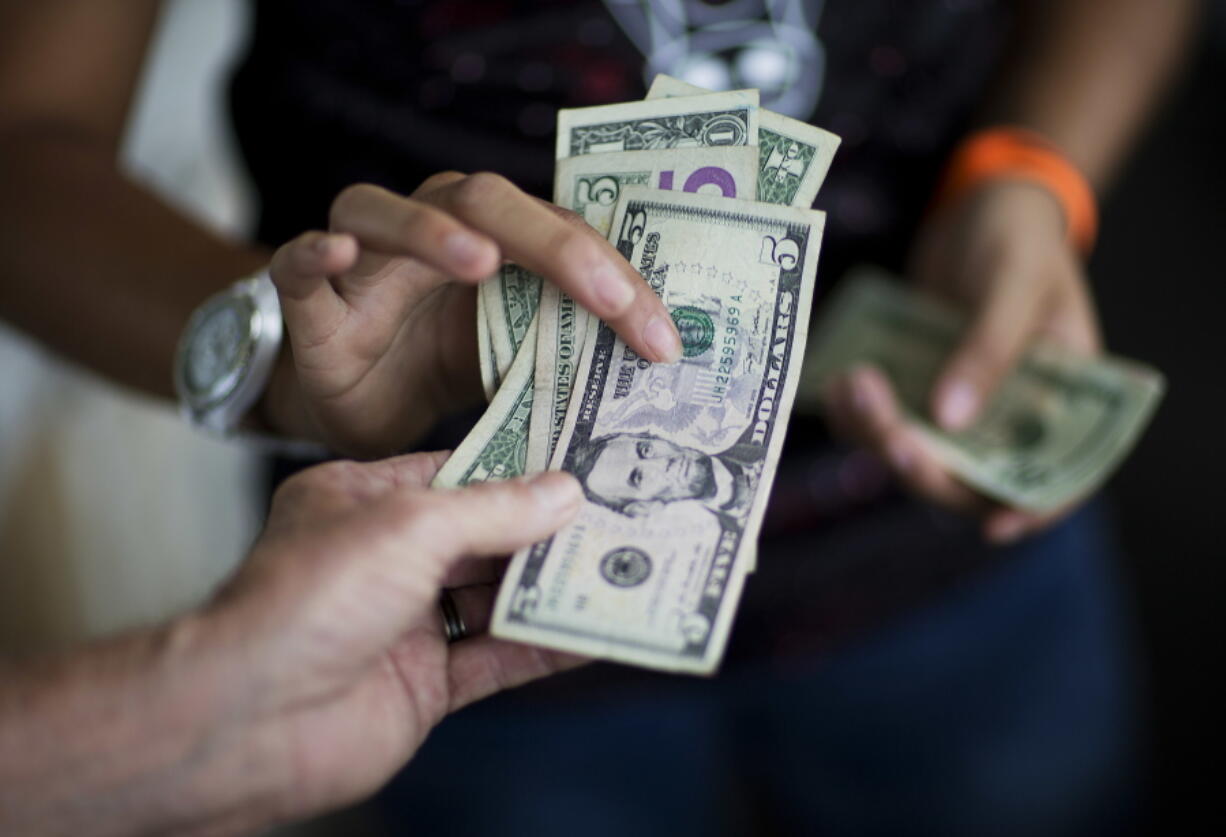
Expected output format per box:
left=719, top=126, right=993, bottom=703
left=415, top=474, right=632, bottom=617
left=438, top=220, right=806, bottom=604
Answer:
left=409, top=472, right=583, bottom=568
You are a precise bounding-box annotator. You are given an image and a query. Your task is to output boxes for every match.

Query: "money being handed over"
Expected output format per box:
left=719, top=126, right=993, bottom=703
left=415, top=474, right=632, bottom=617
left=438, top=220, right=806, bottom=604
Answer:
left=448, top=77, right=838, bottom=673
left=800, top=269, right=1166, bottom=512
left=492, top=188, right=823, bottom=673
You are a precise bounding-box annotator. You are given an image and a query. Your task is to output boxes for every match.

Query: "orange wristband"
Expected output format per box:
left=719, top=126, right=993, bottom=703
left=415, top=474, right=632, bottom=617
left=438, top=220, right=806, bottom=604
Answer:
left=934, top=127, right=1098, bottom=255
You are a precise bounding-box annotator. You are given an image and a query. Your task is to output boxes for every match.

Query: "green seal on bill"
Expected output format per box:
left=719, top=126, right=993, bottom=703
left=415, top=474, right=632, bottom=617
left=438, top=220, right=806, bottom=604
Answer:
left=670, top=305, right=715, bottom=358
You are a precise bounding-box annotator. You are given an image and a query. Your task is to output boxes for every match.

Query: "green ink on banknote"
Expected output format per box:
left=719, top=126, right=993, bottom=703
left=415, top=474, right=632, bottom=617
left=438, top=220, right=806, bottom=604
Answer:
left=671, top=306, right=715, bottom=357
left=757, top=129, right=817, bottom=206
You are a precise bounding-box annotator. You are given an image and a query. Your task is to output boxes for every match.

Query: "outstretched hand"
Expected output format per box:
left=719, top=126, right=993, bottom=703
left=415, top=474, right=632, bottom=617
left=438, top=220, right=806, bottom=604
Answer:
left=259, top=173, right=681, bottom=458
left=206, top=453, right=585, bottom=823
left=824, top=181, right=1102, bottom=542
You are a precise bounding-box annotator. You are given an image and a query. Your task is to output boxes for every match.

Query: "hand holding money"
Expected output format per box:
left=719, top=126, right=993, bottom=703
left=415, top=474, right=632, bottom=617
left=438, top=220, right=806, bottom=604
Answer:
left=817, top=177, right=1137, bottom=541
left=262, top=172, right=677, bottom=458
left=804, top=269, right=1164, bottom=539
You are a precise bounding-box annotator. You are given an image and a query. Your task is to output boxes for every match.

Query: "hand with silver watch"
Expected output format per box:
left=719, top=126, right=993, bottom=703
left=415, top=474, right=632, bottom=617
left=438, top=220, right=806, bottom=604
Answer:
left=173, top=173, right=679, bottom=458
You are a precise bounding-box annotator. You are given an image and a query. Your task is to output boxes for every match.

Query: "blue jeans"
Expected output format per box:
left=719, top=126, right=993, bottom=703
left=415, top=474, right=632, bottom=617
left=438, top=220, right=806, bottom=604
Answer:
left=380, top=501, right=1140, bottom=836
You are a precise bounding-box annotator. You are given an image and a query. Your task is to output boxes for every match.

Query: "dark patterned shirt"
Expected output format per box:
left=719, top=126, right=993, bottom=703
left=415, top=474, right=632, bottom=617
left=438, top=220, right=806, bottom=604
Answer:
left=231, top=0, right=1009, bottom=279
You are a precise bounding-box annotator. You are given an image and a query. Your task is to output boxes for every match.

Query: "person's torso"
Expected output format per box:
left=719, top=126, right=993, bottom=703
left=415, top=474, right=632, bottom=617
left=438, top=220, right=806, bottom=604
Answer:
left=230, top=0, right=1010, bottom=279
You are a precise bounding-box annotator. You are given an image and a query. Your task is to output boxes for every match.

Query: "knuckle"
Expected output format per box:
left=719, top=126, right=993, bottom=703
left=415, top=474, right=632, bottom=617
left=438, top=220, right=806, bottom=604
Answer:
left=396, top=200, right=451, bottom=247
left=273, top=460, right=348, bottom=506
left=418, top=170, right=466, bottom=194
left=482, top=478, right=531, bottom=512
left=329, top=183, right=378, bottom=226
left=269, top=242, right=295, bottom=279
left=287, top=231, right=325, bottom=271
left=451, top=171, right=514, bottom=212
left=446, top=479, right=525, bottom=527
left=404, top=496, right=465, bottom=554
left=552, top=230, right=604, bottom=279
left=308, top=460, right=362, bottom=490
left=551, top=206, right=588, bottom=229
left=272, top=230, right=318, bottom=272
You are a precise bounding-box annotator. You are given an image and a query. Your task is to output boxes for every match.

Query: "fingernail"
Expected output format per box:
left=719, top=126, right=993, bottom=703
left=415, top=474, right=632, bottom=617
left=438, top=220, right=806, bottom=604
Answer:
left=592, top=261, right=636, bottom=314
left=939, top=381, right=979, bottom=429
left=313, top=233, right=335, bottom=254
left=444, top=232, right=489, bottom=270
left=643, top=315, right=682, bottom=363
left=528, top=471, right=582, bottom=511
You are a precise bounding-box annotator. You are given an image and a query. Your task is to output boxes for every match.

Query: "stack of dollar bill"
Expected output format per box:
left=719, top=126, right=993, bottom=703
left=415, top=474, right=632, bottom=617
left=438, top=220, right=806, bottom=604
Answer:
left=435, top=75, right=841, bottom=673
left=799, top=268, right=1166, bottom=513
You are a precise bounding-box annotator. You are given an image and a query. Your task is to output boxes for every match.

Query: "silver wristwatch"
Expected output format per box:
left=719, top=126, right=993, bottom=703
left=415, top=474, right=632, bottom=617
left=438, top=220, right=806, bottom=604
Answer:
left=174, top=270, right=283, bottom=434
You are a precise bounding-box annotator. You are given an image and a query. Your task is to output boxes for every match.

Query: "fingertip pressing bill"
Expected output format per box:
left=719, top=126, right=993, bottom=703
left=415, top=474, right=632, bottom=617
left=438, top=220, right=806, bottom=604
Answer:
left=526, top=470, right=583, bottom=512
left=643, top=315, right=682, bottom=363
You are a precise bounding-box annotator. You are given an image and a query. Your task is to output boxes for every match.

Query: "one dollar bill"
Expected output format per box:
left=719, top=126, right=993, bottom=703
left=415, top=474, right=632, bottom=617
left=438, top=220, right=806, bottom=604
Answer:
left=492, top=187, right=824, bottom=673
left=555, top=89, right=759, bottom=159
left=645, top=73, right=840, bottom=208
left=482, top=263, right=542, bottom=385
left=433, top=317, right=539, bottom=489
left=800, top=270, right=1166, bottom=512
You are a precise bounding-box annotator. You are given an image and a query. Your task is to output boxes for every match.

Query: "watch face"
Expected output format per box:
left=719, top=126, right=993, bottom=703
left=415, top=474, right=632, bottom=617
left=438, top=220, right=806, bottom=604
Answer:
left=182, top=296, right=257, bottom=407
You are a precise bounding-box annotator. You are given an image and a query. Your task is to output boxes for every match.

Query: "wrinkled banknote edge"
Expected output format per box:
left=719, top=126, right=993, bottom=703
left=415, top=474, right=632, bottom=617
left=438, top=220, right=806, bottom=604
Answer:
left=434, top=317, right=539, bottom=488
left=555, top=89, right=760, bottom=160
left=482, top=276, right=514, bottom=381
left=485, top=266, right=542, bottom=382
left=476, top=287, right=497, bottom=401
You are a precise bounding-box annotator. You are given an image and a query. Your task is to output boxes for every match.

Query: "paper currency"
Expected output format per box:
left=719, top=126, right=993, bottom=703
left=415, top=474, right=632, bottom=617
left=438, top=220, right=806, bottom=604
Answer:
left=490, top=187, right=824, bottom=673
left=476, top=290, right=497, bottom=401
left=554, top=145, right=759, bottom=234
left=800, top=270, right=1166, bottom=512
left=433, top=317, right=540, bottom=489
left=528, top=146, right=760, bottom=472
left=483, top=263, right=543, bottom=384
left=646, top=74, right=840, bottom=208
left=555, top=89, right=759, bottom=160
left=528, top=284, right=588, bottom=472
left=503, top=89, right=775, bottom=474
left=514, top=90, right=760, bottom=402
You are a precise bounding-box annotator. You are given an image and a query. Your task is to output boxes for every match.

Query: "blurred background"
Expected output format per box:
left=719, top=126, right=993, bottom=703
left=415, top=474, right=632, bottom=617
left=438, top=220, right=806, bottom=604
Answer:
left=0, top=0, right=260, bottom=652
left=0, top=1, right=1221, bottom=834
